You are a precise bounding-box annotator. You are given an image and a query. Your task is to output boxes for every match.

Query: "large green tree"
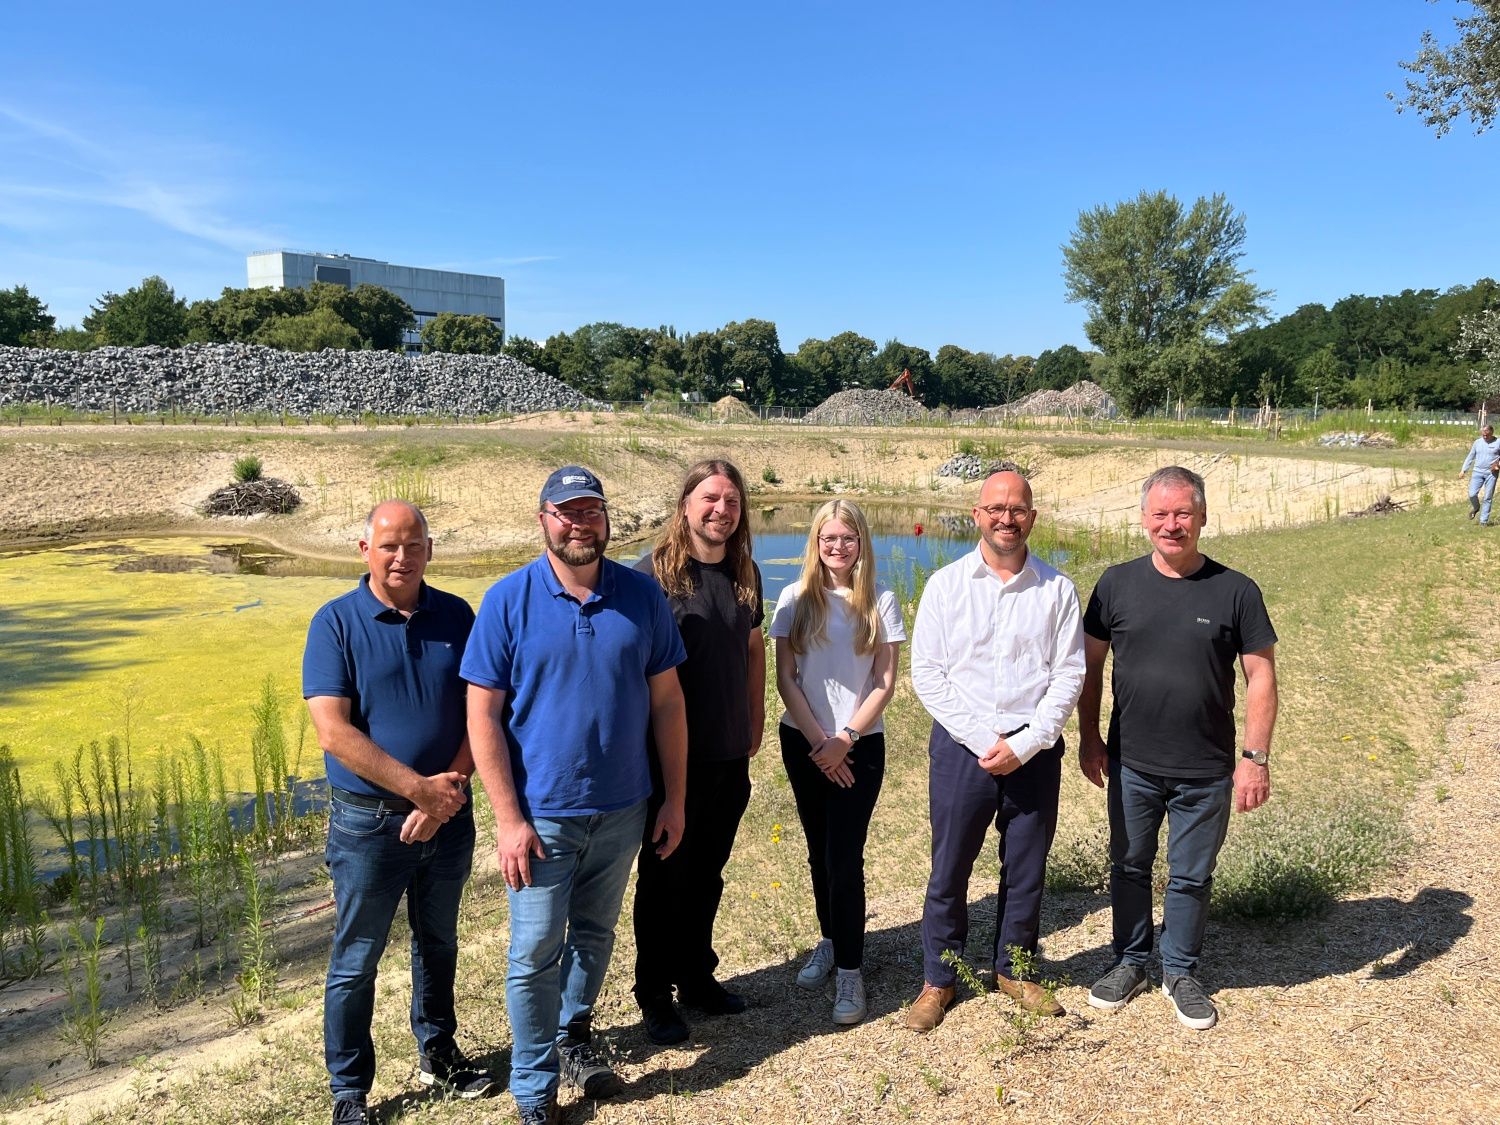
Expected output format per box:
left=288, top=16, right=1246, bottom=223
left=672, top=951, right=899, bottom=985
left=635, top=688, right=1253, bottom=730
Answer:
left=719, top=319, right=789, bottom=403
left=1393, top=0, right=1500, bottom=135
left=252, top=306, right=361, bottom=352
left=0, top=285, right=55, bottom=346
left=187, top=285, right=308, bottom=343
left=84, top=276, right=189, bottom=347
left=420, top=312, right=503, bottom=355
left=1030, top=345, right=1093, bottom=393
left=1062, top=190, right=1270, bottom=413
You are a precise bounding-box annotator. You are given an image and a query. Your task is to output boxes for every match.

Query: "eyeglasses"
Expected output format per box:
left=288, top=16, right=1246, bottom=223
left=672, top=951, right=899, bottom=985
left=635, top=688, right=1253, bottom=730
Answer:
left=975, top=504, right=1032, bottom=521
left=817, top=534, right=860, bottom=547
left=543, top=506, right=607, bottom=525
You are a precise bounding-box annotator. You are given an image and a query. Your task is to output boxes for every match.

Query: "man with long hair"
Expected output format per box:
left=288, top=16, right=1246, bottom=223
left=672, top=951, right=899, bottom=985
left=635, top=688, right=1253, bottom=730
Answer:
left=632, top=458, right=765, bottom=1044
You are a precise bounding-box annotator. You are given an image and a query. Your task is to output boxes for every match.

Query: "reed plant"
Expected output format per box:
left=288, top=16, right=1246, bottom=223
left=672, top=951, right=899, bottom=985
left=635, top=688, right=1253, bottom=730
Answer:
left=59, top=916, right=109, bottom=1068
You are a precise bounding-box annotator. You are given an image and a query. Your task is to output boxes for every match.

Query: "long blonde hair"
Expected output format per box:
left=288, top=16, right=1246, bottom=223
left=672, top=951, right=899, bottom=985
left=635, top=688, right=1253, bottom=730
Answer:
left=788, top=499, right=880, bottom=656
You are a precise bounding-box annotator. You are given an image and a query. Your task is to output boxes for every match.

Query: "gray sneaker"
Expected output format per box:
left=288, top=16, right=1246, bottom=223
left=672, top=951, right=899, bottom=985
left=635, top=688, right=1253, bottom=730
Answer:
left=1162, top=973, right=1218, bottom=1030
left=831, top=969, right=867, bottom=1025
left=797, top=938, right=836, bottom=990
left=558, top=1037, right=623, bottom=1099
left=1088, top=962, right=1150, bottom=1011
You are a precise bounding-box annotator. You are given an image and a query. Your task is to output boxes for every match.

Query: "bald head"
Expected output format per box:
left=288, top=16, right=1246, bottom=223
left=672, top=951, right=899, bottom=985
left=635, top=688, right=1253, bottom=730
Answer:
left=364, top=500, right=429, bottom=542
left=360, top=500, right=432, bottom=611
left=972, top=469, right=1036, bottom=570
left=979, top=469, right=1032, bottom=509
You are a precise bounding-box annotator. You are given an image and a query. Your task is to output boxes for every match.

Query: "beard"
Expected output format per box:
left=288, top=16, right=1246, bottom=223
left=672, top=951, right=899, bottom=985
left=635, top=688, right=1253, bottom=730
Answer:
left=545, top=522, right=608, bottom=566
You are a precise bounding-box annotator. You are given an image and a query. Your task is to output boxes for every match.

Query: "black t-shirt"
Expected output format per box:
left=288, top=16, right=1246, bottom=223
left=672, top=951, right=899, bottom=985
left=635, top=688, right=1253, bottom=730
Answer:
left=635, top=553, right=764, bottom=761
left=1083, top=553, right=1277, bottom=779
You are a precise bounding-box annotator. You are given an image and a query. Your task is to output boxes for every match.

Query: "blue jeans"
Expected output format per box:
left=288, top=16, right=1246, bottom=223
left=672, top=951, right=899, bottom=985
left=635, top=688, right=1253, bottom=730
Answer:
left=1107, top=761, right=1231, bottom=979
left=324, top=796, right=475, bottom=1103
left=506, top=800, right=648, bottom=1111
left=1469, top=472, right=1497, bottom=524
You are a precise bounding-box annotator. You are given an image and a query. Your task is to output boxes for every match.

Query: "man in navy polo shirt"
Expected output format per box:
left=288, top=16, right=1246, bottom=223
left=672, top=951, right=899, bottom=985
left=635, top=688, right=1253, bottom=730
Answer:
left=304, top=499, right=495, bottom=1125
left=464, top=466, right=688, bottom=1125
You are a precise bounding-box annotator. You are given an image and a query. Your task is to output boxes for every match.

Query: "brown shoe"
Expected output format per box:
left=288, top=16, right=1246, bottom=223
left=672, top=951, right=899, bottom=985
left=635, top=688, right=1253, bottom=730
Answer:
left=997, top=976, right=1064, bottom=1017
left=904, top=983, right=956, bottom=1032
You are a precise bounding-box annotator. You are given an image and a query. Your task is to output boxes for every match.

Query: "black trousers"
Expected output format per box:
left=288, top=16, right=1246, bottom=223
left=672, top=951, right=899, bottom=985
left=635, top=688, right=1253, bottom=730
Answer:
left=920, top=721, right=1063, bottom=987
left=632, top=754, right=752, bottom=999
left=780, top=724, right=885, bottom=970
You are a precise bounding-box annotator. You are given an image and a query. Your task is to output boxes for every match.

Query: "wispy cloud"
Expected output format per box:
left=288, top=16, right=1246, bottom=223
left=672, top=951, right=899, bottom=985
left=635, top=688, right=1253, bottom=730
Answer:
left=0, top=103, right=281, bottom=251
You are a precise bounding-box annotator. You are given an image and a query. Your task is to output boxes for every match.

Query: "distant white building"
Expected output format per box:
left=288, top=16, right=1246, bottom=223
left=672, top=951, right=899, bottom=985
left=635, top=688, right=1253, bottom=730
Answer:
left=246, top=250, right=505, bottom=353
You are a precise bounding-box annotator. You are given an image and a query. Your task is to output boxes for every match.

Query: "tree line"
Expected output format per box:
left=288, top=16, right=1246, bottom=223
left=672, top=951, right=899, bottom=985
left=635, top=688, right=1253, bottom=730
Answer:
left=4, top=204, right=1498, bottom=415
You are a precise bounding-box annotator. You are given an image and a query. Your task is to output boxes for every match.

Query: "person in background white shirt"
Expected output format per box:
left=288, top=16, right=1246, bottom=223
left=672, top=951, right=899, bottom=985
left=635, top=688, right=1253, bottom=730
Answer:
left=904, top=470, right=1085, bottom=1033
left=770, top=500, right=905, bottom=1026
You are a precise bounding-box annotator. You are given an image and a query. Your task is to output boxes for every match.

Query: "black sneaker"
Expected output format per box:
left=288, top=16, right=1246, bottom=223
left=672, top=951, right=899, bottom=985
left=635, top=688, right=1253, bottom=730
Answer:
left=1162, top=973, right=1218, bottom=1030
left=331, top=1099, right=370, bottom=1125
left=418, top=1049, right=498, bottom=1099
left=677, top=978, right=748, bottom=1015
left=1087, top=962, right=1150, bottom=1011
left=559, top=1036, right=624, bottom=1099
left=638, top=992, right=689, bottom=1045
left=516, top=1097, right=559, bottom=1125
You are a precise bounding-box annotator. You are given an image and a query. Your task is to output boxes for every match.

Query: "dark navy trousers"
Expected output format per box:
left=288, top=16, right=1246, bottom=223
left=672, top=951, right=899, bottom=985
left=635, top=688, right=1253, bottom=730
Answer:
left=920, top=722, right=1063, bottom=987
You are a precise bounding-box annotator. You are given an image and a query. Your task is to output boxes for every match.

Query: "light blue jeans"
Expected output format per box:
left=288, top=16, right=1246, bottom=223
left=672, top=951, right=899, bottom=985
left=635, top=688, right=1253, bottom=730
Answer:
left=1469, top=472, right=1497, bottom=525
left=505, top=799, right=648, bottom=1111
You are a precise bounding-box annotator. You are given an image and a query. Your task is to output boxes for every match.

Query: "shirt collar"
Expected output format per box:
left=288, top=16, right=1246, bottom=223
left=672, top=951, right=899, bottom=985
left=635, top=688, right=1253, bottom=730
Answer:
left=534, top=552, right=615, bottom=601
left=356, top=573, right=431, bottom=618
left=965, top=543, right=1038, bottom=586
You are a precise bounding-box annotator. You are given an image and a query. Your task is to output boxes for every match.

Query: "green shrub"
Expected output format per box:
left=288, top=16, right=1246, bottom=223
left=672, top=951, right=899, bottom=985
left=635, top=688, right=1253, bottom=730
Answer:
left=232, top=456, right=263, bottom=483
left=762, top=466, right=781, bottom=485
left=1212, top=796, right=1409, bottom=921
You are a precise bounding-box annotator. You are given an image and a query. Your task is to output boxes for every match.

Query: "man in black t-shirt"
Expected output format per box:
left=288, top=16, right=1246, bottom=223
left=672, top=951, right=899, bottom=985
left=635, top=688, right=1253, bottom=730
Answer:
left=631, top=459, right=766, bottom=1045
left=1078, top=466, right=1278, bottom=1031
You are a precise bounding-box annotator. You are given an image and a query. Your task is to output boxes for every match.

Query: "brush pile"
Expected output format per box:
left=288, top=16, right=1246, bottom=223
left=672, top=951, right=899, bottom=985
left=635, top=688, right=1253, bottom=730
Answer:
left=201, top=478, right=302, bottom=517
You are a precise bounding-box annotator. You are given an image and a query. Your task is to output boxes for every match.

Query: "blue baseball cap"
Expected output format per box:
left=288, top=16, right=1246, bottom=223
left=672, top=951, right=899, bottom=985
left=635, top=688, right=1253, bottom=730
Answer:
left=540, top=465, right=607, bottom=507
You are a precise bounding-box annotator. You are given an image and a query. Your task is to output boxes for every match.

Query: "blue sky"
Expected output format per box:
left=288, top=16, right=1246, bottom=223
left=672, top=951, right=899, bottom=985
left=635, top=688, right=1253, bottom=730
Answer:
left=2, top=1, right=1496, bottom=356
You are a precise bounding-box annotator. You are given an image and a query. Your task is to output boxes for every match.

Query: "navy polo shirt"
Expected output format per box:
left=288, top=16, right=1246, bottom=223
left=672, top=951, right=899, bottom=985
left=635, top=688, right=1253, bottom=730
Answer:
left=460, top=554, right=686, bottom=818
left=302, top=575, right=475, bottom=798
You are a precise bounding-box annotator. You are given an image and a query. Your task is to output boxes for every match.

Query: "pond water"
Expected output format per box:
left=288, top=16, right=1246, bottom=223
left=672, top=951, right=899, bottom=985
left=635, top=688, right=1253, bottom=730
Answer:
left=1, top=503, right=1088, bottom=787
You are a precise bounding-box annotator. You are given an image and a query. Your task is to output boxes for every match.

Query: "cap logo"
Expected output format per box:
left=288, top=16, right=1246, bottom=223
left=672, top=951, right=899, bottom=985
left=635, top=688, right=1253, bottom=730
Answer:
left=563, top=474, right=589, bottom=485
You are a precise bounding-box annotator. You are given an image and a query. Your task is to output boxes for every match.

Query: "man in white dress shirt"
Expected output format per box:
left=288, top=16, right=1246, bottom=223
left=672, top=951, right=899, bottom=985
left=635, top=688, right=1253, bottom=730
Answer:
left=905, top=470, right=1085, bottom=1031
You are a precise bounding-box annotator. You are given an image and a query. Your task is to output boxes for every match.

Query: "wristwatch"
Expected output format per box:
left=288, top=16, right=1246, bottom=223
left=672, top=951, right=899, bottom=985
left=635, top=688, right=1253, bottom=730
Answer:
left=842, top=726, right=861, bottom=743
left=1241, top=749, right=1270, bottom=766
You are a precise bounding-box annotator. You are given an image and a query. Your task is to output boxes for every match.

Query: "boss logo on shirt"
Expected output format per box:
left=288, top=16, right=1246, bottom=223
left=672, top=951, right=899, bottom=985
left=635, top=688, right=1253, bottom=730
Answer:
left=1196, top=617, right=1211, bottom=625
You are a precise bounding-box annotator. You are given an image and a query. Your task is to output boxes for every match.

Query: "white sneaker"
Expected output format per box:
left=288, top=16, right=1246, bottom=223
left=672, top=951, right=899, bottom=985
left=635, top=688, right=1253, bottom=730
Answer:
left=831, top=969, right=866, bottom=1025
left=796, top=939, right=835, bottom=990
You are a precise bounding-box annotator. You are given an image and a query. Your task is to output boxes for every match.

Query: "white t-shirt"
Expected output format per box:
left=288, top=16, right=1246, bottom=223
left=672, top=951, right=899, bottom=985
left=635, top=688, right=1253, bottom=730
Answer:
left=769, top=583, right=907, bottom=735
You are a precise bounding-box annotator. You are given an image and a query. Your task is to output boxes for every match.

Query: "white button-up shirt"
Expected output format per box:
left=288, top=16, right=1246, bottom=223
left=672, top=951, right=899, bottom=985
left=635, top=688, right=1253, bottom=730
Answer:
left=910, top=545, right=1085, bottom=764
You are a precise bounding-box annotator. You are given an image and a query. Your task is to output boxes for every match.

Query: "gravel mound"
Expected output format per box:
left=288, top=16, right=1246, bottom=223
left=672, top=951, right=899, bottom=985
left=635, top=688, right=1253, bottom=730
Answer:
left=936, top=454, right=1027, bottom=481
left=711, top=395, right=756, bottom=421
left=804, top=389, right=929, bottom=426
left=987, top=380, right=1117, bottom=418
left=1317, top=431, right=1397, bottom=448
left=0, top=344, right=600, bottom=417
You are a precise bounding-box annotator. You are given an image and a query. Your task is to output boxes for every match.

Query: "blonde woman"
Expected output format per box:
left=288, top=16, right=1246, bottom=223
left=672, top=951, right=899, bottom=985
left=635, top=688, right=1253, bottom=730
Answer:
left=769, top=499, right=904, bottom=1026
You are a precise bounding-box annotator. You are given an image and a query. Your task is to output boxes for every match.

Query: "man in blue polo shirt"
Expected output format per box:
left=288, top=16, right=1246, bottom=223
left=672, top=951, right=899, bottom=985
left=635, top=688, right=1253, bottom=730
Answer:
left=464, top=466, right=688, bottom=1125
left=304, top=499, right=495, bottom=1125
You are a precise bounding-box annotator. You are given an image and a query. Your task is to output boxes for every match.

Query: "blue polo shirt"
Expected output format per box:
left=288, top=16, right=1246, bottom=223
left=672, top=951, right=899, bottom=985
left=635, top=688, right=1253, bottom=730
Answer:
left=460, top=554, right=686, bottom=818
left=302, top=576, right=475, bottom=798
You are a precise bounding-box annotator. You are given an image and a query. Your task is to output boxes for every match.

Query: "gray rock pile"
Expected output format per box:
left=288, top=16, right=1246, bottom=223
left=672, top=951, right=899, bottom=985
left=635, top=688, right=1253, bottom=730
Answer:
left=936, top=454, right=1026, bottom=481
left=988, top=380, right=1117, bottom=418
left=1317, top=431, right=1396, bottom=448
left=803, top=389, right=929, bottom=426
left=0, top=344, right=599, bottom=416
